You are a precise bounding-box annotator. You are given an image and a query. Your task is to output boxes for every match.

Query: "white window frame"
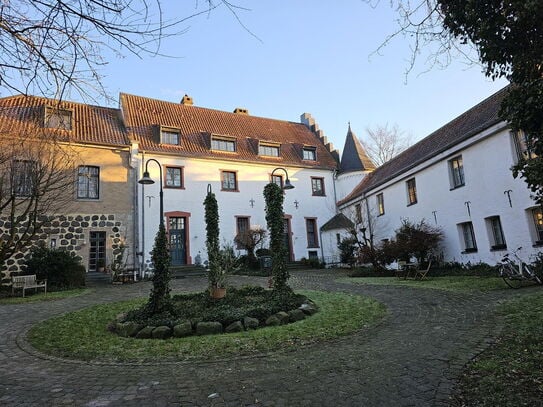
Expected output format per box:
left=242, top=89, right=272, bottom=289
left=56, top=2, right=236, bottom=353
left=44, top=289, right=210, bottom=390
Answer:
left=449, top=155, right=465, bottom=189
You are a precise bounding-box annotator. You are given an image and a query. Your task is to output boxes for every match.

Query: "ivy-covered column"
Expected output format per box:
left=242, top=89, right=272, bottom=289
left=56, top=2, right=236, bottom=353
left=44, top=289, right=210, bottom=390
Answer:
left=264, top=182, right=290, bottom=291
left=146, top=222, right=171, bottom=314
left=204, top=185, right=220, bottom=290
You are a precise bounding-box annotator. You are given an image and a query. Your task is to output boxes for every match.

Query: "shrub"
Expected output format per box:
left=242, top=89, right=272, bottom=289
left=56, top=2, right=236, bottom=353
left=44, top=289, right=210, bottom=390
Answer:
left=24, top=244, right=85, bottom=289
left=300, top=257, right=325, bottom=269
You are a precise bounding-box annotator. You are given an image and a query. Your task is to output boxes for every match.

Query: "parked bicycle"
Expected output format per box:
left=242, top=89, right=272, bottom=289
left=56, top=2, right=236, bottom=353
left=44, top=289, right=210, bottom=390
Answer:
left=497, top=247, right=542, bottom=289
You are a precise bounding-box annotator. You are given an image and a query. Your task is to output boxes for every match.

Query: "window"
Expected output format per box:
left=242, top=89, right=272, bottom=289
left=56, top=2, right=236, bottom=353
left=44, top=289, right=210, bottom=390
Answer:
left=459, top=222, right=477, bottom=253
left=212, top=137, right=236, bottom=152
left=354, top=203, right=362, bottom=223
left=77, top=166, right=99, bottom=199
left=513, top=131, right=537, bottom=161
left=12, top=160, right=35, bottom=197
left=221, top=170, right=238, bottom=191
left=235, top=216, right=250, bottom=249
left=311, top=177, right=325, bottom=196
left=376, top=193, right=385, bottom=216
left=271, top=174, right=283, bottom=189
left=336, top=233, right=341, bottom=246
left=306, top=218, right=319, bottom=248
left=161, top=129, right=180, bottom=145
left=308, top=250, right=318, bottom=259
left=165, top=166, right=183, bottom=188
left=487, top=216, right=506, bottom=250
left=259, top=143, right=280, bottom=157
left=406, top=178, right=417, bottom=205
left=45, top=108, right=72, bottom=130
left=449, top=156, right=465, bottom=188
left=531, top=207, right=543, bottom=243
left=302, top=147, right=316, bottom=161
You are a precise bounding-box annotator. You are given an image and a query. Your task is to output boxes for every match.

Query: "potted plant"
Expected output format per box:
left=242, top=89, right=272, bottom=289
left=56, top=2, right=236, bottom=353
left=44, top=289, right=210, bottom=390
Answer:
left=209, top=243, right=239, bottom=299
left=97, top=258, right=106, bottom=273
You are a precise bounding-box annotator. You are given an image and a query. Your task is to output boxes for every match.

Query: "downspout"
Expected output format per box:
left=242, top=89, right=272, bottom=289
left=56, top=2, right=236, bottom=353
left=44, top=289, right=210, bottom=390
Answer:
left=364, top=193, right=373, bottom=245
left=140, top=151, right=145, bottom=278
left=332, top=169, right=339, bottom=214
left=132, top=152, right=138, bottom=282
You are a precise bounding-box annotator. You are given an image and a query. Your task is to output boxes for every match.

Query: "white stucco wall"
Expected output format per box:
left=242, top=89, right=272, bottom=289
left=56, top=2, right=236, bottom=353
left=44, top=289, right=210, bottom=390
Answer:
left=136, top=155, right=337, bottom=269
left=339, top=123, right=542, bottom=266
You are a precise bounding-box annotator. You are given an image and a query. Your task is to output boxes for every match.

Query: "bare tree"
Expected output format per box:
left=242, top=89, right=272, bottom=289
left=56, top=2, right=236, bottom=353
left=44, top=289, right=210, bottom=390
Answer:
left=0, top=121, right=79, bottom=276
left=0, top=1, right=248, bottom=101
left=360, top=124, right=411, bottom=166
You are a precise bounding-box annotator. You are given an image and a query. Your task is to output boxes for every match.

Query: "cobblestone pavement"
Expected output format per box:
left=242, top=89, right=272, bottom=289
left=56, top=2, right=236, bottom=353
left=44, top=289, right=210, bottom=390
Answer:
left=0, top=270, right=536, bottom=406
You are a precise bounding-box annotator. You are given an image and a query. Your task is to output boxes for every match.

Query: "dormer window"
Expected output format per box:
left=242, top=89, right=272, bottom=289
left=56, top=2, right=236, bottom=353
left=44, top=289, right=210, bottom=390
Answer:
left=302, top=147, right=317, bottom=161
left=259, top=142, right=280, bottom=157
left=160, top=127, right=180, bottom=145
left=45, top=107, right=72, bottom=130
left=211, top=136, right=236, bottom=152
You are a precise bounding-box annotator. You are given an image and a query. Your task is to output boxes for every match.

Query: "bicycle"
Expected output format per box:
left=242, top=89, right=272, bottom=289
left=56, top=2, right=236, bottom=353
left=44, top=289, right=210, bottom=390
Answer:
left=497, top=247, right=542, bottom=289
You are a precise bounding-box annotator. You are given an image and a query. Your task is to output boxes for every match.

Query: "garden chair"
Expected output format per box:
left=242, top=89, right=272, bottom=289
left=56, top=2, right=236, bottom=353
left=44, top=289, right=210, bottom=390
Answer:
left=414, top=260, right=432, bottom=280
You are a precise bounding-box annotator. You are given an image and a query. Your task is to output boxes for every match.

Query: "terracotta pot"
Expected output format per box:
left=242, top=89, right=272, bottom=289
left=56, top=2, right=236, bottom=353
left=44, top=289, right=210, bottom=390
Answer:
left=210, top=287, right=226, bottom=299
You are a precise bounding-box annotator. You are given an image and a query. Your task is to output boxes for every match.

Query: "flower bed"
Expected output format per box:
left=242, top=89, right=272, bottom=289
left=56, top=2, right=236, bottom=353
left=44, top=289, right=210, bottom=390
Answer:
left=111, top=286, right=318, bottom=339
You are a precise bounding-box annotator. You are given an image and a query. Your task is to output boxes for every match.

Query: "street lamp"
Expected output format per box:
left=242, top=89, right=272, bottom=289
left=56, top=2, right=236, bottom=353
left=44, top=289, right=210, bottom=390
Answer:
left=271, top=167, right=294, bottom=190
left=138, top=158, right=164, bottom=226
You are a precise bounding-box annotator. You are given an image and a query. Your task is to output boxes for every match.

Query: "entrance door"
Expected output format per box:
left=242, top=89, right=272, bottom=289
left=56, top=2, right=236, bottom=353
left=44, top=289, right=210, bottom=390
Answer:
left=89, top=231, right=106, bottom=272
left=169, top=217, right=187, bottom=265
left=283, top=218, right=293, bottom=261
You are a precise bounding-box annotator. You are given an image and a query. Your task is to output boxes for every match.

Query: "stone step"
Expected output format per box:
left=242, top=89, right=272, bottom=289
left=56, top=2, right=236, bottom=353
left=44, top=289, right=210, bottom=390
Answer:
left=170, top=265, right=206, bottom=279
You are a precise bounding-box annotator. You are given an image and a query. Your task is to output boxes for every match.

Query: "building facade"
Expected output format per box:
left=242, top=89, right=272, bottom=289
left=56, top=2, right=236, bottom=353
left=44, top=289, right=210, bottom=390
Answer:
left=333, top=88, right=542, bottom=266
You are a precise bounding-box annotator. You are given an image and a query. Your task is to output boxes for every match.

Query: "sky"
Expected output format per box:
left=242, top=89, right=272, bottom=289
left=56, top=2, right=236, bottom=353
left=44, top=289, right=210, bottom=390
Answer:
left=93, top=2, right=508, bottom=154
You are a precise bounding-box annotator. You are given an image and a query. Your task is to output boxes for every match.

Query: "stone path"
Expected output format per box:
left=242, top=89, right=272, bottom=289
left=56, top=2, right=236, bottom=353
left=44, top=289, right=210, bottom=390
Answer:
left=0, top=270, right=535, bottom=406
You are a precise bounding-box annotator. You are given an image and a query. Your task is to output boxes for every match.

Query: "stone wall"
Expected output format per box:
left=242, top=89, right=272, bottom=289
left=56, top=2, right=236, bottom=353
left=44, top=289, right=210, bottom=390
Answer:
left=0, top=213, right=134, bottom=283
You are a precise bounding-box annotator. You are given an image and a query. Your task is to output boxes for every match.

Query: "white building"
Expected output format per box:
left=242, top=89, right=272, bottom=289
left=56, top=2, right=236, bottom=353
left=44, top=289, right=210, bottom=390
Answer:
left=333, top=87, right=543, bottom=266
left=120, top=93, right=340, bottom=271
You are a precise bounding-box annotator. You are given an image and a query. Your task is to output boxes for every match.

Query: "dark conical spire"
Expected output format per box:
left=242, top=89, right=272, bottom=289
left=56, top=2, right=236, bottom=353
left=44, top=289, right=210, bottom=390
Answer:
left=339, top=123, right=375, bottom=173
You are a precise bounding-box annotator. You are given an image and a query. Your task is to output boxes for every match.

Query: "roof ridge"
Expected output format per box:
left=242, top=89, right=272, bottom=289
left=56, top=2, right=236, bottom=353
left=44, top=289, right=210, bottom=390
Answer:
left=120, top=92, right=308, bottom=129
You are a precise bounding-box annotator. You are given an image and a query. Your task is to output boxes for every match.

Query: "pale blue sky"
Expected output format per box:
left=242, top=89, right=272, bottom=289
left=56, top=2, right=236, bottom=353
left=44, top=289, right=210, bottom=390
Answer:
left=99, top=1, right=508, bottom=154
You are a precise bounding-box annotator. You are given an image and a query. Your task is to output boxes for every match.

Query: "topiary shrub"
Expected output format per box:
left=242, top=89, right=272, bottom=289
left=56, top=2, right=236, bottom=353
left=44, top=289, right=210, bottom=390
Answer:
left=24, top=244, right=85, bottom=289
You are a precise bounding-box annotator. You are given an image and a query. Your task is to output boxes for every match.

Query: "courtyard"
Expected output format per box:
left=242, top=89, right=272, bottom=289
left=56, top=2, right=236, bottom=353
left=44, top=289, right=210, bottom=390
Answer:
left=1, top=270, right=538, bottom=406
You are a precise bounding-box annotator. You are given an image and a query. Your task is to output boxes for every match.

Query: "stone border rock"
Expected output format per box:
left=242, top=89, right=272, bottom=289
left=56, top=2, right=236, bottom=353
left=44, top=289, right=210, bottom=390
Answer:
left=112, top=299, right=319, bottom=339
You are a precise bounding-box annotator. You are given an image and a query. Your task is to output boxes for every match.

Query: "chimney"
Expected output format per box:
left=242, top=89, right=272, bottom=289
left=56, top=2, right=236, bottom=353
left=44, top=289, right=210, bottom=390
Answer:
left=181, top=94, right=193, bottom=106
left=233, top=107, right=249, bottom=115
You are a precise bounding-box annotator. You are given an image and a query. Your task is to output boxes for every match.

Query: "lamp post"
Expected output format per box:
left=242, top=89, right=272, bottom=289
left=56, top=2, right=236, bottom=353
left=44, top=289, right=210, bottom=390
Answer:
left=270, top=167, right=294, bottom=190
left=138, top=158, right=164, bottom=226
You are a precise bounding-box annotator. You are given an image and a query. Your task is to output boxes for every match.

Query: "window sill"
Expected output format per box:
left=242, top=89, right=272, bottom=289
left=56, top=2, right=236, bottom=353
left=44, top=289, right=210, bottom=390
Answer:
left=377, top=213, right=385, bottom=217
left=449, top=184, right=465, bottom=191
left=307, top=245, right=320, bottom=249
left=490, top=244, right=507, bottom=251
left=461, top=248, right=478, bottom=254
left=164, top=186, right=185, bottom=190
left=312, top=193, right=326, bottom=197
left=533, top=241, right=543, bottom=248
left=407, top=202, right=417, bottom=207
left=221, top=189, right=239, bottom=193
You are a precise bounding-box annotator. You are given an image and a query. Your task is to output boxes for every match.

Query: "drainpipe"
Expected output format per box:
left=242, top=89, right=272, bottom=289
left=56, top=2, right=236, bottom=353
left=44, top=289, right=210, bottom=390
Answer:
left=132, top=152, right=138, bottom=282
left=363, top=193, right=373, bottom=245
left=332, top=169, right=339, bottom=214
left=140, top=151, right=145, bottom=278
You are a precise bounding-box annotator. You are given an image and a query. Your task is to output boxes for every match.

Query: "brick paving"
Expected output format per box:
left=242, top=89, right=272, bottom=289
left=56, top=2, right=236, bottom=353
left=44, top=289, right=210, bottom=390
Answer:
left=0, top=270, right=535, bottom=406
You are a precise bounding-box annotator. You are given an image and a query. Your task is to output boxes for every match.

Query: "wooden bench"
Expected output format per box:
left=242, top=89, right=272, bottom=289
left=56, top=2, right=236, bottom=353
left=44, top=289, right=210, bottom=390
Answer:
left=11, top=275, right=47, bottom=297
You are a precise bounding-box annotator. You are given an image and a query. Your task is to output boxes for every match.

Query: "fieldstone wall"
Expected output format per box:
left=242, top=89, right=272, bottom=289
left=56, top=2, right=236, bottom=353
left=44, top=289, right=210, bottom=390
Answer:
left=0, top=213, right=133, bottom=284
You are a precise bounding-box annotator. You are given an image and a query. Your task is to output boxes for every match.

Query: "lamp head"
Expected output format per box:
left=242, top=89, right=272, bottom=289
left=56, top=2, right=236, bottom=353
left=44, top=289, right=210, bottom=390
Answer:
left=138, top=171, right=155, bottom=185
left=283, top=178, right=294, bottom=190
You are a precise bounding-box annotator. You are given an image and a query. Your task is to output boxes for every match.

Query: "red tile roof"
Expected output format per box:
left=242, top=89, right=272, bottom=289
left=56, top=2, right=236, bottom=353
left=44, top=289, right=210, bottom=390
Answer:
left=338, top=86, right=509, bottom=205
left=0, top=95, right=128, bottom=146
left=120, top=93, right=339, bottom=169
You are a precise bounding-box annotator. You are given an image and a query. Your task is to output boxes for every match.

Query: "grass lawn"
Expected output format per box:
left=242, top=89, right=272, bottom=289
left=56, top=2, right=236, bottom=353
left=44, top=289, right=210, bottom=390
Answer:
left=340, top=275, right=511, bottom=292
left=27, top=290, right=386, bottom=362
left=454, top=290, right=543, bottom=406
left=0, top=288, right=91, bottom=304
